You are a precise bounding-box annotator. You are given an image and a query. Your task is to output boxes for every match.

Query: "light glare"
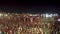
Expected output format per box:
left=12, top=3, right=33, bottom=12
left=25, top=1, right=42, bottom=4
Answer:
left=58, top=19, right=60, bottom=21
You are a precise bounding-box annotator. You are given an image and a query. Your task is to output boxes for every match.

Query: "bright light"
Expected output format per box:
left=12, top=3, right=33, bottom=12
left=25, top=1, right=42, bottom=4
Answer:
left=49, top=14, right=52, bottom=17
left=29, top=14, right=38, bottom=16
left=46, top=14, right=49, bottom=17
left=58, top=19, right=60, bottom=21
left=46, top=14, right=52, bottom=17
left=29, top=14, right=32, bottom=16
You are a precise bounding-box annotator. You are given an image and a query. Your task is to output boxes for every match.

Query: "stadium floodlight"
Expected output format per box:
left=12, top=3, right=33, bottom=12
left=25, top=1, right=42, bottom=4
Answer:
left=46, top=14, right=49, bottom=17
left=45, top=14, right=52, bottom=18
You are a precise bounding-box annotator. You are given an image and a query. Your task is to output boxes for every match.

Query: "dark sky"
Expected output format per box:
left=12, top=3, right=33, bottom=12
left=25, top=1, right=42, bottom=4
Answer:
left=0, top=1, right=60, bottom=14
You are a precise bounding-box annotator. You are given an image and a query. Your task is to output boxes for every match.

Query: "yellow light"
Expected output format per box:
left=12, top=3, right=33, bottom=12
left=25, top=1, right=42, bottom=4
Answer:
left=0, top=13, right=2, bottom=16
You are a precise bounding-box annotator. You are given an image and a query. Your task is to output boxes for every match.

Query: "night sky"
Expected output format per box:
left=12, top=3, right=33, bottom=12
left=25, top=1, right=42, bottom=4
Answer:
left=0, top=1, right=60, bottom=14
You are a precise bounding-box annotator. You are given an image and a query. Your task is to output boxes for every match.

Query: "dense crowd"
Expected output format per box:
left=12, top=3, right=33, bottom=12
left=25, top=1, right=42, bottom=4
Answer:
left=0, top=13, right=54, bottom=34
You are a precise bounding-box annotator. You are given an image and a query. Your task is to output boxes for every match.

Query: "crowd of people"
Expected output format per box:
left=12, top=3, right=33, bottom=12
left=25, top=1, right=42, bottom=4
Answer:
left=0, top=24, right=44, bottom=34
left=0, top=13, right=54, bottom=34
